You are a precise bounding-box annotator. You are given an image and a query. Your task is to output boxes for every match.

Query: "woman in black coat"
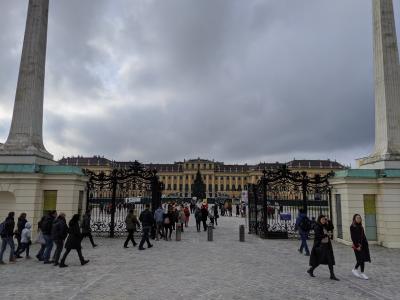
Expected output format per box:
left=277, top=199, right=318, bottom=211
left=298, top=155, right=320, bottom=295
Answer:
left=59, top=214, right=89, bottom=268
left=307, top=215, right=339, bottom=281
left=350, top=214, right=371, bottom=280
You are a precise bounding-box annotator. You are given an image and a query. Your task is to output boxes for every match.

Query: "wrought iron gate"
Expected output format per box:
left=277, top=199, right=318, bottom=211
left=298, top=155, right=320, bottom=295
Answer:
left=84, top=161, right=163, bottom=237
left=248, top=166, right=332, bottom=238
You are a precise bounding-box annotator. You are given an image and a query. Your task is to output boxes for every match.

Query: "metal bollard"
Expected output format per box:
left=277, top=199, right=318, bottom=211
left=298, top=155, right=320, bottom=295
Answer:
left=176, top=224, right=182, bottom=241
left=207, top=224, right=213, bottom=241
left=239, top=224, right=245, bottom=242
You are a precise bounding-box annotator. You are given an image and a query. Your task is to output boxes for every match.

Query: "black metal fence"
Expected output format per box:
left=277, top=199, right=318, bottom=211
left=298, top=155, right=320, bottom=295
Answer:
left=248, top=166, right=332, bottom=239
left=84, top=161, right=163, bottom=237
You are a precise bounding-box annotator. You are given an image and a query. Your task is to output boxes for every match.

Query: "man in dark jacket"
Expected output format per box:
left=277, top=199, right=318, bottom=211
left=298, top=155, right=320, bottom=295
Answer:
left=81, top=210, right=97, bottom=248
left=200, top=205, right=208, bottom=231
left=295, top=209, right=311, bottom=256
left=14, top=213, right=27, bottom=258
left=41, top=210, right=57, bottom=264
left=51, top=213, right=68, bottom=266
left=0, top=212, right=16, bottom=264
left=138, top=205, right=154, bottom=250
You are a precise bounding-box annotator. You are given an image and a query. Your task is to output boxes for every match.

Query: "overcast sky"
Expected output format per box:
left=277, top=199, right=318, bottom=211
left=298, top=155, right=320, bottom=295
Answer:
left=1, top=0, right=400, bottom=166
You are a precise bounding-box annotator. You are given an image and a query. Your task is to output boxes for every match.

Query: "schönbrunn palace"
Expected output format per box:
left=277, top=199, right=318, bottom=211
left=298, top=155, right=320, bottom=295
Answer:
left=59, top=157, right=346, bottom=200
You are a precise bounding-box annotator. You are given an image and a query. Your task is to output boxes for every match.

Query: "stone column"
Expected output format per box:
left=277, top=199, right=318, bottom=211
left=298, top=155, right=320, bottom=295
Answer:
left=0, top=0, right=53, bottom=164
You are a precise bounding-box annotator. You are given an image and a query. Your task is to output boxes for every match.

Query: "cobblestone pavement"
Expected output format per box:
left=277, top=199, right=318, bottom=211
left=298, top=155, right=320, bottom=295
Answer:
left=0, top=216, right=399, bottom=300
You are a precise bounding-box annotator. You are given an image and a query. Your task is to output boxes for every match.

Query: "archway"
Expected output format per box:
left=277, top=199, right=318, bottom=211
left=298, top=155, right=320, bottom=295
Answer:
left=0, top=191, right=16, bottom=222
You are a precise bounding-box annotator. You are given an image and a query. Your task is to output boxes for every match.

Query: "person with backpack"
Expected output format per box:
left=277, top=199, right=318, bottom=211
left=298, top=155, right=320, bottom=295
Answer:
left=51, top=213, right=68, bottom=266
left=59, top=214, right=89, bottom=268
left=0, top=212, right=16, bottom=264
left=16, top=222, right=32, bottom=259
left=124, top=209, right=140, bottom=248
left=81, top=210, right=97, bottom=248
left=40, top=210, right=57, bottom=264
left=14, top=212, right=27, bottom=258
left=350, top=214, right=371, bottom=280
left=295, top=208, right=311, bottom=256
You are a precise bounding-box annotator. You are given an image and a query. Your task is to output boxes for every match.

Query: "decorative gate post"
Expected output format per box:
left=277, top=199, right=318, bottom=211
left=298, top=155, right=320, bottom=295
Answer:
left=301, top=172, right=308, bottom=215
left=110, top=169, right=118, bottom=238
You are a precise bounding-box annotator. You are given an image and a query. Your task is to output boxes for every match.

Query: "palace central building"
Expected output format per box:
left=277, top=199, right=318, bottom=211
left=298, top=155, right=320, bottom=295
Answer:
left=59, top=157, right=346, bottom=200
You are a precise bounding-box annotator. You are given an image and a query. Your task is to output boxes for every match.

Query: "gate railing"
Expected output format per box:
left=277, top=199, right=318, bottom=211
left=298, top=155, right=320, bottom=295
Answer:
left=248, top=165, right=333, bottom=238
left=84, top=161, right=164, bottom=237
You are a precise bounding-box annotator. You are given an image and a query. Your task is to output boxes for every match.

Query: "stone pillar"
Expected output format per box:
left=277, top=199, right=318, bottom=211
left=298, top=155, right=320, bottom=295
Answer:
left=0, top=0, right=53, bottom=164
left=358, top=0, right=400, bottom=168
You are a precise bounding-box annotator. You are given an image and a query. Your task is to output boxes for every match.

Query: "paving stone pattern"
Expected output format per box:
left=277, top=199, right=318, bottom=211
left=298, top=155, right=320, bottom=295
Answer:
left=0, top=216, right=399, bottom=300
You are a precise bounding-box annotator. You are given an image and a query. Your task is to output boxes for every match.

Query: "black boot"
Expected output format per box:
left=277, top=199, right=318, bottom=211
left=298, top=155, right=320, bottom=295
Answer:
left=307, top=268, right=315, bottom=277
left=329, top=266, right=339, bottom=281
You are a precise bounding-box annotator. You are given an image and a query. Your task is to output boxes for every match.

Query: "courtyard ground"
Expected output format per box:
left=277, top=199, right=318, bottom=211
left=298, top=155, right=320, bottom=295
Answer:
left=0, top=216, right=399, bottom=300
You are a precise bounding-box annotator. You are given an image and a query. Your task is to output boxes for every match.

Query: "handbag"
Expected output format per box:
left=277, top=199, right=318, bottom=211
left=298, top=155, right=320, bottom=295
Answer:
left=35, top=231, right=46, bottom=245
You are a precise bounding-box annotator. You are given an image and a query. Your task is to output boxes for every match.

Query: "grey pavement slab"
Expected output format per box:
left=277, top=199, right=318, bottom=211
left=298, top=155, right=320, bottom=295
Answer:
left=0, top=216, right=399, bottom=300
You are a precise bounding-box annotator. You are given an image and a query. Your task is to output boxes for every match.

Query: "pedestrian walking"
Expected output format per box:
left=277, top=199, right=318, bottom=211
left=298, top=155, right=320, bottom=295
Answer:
left=213, top=204, right=219, bottom=226
left=163, top=207, right=174, bottom=241
left=35, top=215, right=46, bottom=261
left=307, top=215, right=339, bottom=280
left=295, top=209, right=311, bottom=256
left=138, top=205, right=154, bottom=250
left=184, top=206, right=190, bottom=228
left=0, top=212, right=16, bottom=264
left=124, top=209, right=139, bottom=248
left=51, top=213, right=68, bottom=266
left=81, top=210, right=97, bottom=248
left=178, top=207, right=185, bottom=232
left=201, top=205, right=208, bottom=231
left=59, top=214, right=89, bottom=268
left=236, top=204, right=240, bottom=217
left=194, top=206, right=201, bottom=232
left=14, top=213, right=27, bottom=258
left=350, top=214, right=371, bottom=280
left=16, top=222, right=32, bottom=259
left=40, top=210, right=57, bottom=264
left=154, top=206, right=165, bottom=241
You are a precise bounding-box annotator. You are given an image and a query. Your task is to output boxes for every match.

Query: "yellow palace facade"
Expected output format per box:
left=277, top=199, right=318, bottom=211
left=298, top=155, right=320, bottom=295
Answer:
left=59, top=157, right=346, bottom=200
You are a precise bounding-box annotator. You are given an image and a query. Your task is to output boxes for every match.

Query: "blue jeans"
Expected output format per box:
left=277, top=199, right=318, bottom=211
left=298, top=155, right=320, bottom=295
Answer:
left=42, top=234, right=53, bottom=262
left=299, top=231, right=310, bottom=254
left=0, top=237, right=15, bottom=261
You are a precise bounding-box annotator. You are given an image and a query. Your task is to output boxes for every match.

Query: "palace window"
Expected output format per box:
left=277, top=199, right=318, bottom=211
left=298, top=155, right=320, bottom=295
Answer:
left=208, top=184, right=212, bottom=192
left=179, top=184, right=183, bottom=191
left=226, top=185, right=230, bottom=191
left=173, top=184, right=177, bottom=190
left=220, top=185, right=224, bottom=191
left=215, top=184, right=218, bottom=191
left=232, top=184, right=236, bottom=191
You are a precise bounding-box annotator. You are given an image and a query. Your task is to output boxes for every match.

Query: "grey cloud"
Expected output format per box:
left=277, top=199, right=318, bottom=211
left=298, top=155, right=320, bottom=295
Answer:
left=0, top=0, right=397, bottom=165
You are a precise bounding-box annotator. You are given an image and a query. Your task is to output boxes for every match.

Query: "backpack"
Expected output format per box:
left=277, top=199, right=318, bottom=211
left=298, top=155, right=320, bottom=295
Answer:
left=40, top=216, right=52, bottom=234
left=299, top=216, right=311, bottom=231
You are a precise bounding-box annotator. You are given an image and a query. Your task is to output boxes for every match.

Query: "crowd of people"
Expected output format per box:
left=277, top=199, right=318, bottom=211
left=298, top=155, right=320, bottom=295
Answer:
left=0, top=201, right=221, bottom=265
left=1, top=203, right=372, bottom=282
left=0, top=210, right=95, bottom=267
left=295, top=209, right=372, bottom=281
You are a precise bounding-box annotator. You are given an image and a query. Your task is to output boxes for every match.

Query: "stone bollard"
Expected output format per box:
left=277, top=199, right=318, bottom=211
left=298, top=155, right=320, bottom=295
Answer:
left=176, top=224, right=182, bottom=241
left=207, top=223, right=213, bottom=241
left=239, top=224, right=245, bottom=242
